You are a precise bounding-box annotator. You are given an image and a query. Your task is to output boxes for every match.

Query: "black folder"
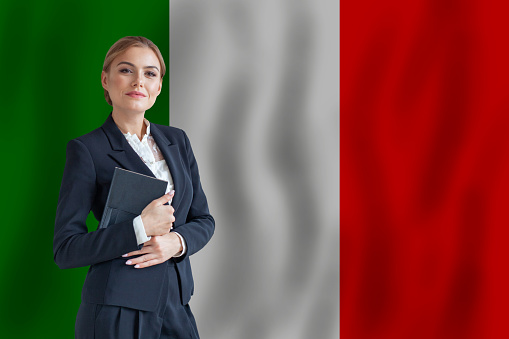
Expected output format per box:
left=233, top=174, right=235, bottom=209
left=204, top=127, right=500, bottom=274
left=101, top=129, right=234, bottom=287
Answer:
left=98, top=167, right=168, bottom=229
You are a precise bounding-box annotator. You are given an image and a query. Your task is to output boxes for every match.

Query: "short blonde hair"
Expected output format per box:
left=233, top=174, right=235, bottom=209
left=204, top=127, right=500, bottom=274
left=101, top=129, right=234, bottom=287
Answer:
left=102, top=36, right=166, bottom=106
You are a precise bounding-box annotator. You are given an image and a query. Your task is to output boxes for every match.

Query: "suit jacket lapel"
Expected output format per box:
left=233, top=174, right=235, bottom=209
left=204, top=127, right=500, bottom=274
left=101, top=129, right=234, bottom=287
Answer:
left=150, top=122, right=186, bottom=212
left=101, top=114, right=155, bottom=178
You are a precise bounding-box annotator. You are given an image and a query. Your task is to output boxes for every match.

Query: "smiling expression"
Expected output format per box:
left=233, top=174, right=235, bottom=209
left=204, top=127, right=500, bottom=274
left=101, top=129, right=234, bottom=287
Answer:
left=101, top=47, right=162, bottom=114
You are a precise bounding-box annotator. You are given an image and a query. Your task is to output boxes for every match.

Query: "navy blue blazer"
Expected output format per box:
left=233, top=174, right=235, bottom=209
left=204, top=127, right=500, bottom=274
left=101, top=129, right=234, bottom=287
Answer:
left=53, top=113, right=214, bottom=311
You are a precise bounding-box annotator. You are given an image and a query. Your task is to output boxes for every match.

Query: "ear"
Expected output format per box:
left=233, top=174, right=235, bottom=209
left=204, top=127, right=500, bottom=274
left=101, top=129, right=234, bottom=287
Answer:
left=101, top=71, right=108, bottom=90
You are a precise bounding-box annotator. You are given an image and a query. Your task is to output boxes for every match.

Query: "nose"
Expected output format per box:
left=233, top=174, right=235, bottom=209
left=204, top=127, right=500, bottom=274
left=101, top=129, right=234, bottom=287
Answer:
left=132, top=73, right=144, bottom=88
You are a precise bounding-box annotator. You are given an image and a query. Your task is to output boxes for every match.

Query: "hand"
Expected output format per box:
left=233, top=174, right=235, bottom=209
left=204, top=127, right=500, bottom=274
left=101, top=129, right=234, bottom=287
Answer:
left=140, top=191, right=175, bottom=236
left=123, top=232, right=183, bottom=269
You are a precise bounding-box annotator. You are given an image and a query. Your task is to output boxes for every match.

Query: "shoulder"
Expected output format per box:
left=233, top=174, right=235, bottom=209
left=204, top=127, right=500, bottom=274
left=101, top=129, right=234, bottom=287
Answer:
left=61, top=127, right=106, bottom=165
left=152, top=122, right=185, bottom=136
left=68, top=126, right=103, bottom=143
left=151, top=123, right=190, bottom=145
left=69, top=126, right=109, bottom=150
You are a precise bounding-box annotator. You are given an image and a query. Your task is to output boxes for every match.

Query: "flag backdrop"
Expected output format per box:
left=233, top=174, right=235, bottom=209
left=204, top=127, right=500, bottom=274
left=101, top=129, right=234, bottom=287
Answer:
left=170, top=1, right=338, bottom=338
left=1, top=0, right=339, bottom=338
left=342, top=0, right=509, bottom=338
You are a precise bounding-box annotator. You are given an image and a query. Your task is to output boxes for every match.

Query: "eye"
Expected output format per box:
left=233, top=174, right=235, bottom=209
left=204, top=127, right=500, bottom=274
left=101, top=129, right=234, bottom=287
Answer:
left=146, top=71, right=157, bottom=77
left=120, top=68, right=133, bottom=74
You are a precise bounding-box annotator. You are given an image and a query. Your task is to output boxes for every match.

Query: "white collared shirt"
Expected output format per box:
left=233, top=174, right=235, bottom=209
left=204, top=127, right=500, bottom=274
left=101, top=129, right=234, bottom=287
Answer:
left=122, top=118, right=186, bottom=256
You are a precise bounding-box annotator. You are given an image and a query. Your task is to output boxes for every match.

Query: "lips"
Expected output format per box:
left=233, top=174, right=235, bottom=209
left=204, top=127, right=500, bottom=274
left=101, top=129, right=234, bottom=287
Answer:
left=126, top=91, right=146, bottom=98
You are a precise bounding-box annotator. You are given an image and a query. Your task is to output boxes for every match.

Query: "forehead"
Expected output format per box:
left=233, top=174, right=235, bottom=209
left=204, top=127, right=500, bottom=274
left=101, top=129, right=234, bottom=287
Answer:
left=113, top=47, right=160, bottom=68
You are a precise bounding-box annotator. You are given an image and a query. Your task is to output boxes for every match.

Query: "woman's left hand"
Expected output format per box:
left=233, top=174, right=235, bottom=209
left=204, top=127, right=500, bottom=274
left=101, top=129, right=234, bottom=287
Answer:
left=123, top=232, right=183, bottom=269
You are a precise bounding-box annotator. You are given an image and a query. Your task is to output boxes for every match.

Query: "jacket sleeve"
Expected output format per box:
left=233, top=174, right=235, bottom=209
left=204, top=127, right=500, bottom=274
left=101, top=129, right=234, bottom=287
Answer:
left=173, top=131, right=215, bottom=260
left=53, top=139, right=140, bottom=269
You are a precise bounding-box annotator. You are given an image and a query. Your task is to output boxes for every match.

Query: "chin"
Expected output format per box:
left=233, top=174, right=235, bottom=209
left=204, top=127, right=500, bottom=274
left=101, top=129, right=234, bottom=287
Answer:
left=113, top=100, right=155, bottom=114
left=124, top=104, right=150, bottom=113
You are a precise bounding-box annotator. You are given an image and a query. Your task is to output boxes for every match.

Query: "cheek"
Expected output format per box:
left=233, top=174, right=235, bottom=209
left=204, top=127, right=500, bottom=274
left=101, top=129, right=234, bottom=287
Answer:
left=111, top=76, right=128, bottom=89
left=148, top=84, right=161, bottom=97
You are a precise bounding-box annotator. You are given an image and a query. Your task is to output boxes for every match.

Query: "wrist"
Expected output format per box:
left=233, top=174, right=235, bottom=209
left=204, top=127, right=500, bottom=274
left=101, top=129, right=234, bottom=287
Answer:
left=140, top=214, right=152, bottom=236
left=171, top=232, right=183, bottom=253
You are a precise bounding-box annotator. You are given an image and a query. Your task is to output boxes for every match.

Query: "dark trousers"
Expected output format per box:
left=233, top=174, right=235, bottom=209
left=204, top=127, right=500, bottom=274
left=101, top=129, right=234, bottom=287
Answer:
left=75, top=262, right=199, bottom=339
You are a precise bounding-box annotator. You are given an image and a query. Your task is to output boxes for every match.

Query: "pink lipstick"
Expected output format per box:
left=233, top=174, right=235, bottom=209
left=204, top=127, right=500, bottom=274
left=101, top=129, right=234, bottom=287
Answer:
left=126, top=91, right=146, bottom=98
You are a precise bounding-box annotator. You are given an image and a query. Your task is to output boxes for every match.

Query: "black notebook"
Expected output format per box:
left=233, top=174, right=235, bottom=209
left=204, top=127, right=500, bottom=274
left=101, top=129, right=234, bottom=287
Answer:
left=98, top=167, right=168, bottom=229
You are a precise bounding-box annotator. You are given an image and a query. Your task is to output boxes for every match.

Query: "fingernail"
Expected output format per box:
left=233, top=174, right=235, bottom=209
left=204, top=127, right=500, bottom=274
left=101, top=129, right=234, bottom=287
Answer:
left=170, top=190, right=175, bottom=195
left=122, top=254, right=128, bottom=257
left=126, top=260, right=132, bottom=265
left=134, top=264, right=140, bottom=268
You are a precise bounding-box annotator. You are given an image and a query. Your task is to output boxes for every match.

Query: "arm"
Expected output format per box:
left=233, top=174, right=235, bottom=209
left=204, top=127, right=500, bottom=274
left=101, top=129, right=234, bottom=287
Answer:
left=172, top=130, right=215, bottom=260
left=53, top=139, right=140, bottom=269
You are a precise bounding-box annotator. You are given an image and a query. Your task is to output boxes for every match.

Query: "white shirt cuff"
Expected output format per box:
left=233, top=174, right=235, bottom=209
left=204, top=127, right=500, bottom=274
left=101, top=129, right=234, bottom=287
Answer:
left=133, top=215, right=151, bottom=245
left=173, top=232, right=187, bottom=257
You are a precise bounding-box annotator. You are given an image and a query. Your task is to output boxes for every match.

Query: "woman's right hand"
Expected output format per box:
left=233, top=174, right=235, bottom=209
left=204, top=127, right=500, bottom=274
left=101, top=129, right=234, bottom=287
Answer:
left=140, top=191, right=175, bottom=236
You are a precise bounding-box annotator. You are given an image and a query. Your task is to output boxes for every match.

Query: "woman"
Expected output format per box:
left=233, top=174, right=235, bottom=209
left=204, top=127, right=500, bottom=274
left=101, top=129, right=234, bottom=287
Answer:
left=53, top=36, right=214, bottom=338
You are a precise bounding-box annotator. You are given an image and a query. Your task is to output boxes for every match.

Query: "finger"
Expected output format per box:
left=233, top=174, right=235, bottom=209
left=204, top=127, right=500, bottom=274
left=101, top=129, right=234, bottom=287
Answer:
left=154, top=190, right=175, bottom=206
left=122, top=250, right=142, bottom=258
left=122, top=244, right=152, bottom=257
left=134, top=258, right=163, bottom=269
left=125, top=254, right=157, bottom=265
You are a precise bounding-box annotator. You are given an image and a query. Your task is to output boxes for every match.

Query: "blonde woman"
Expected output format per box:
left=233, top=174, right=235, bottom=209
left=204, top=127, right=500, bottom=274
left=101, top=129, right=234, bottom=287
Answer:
left=54, top=36, right=214, bottom=338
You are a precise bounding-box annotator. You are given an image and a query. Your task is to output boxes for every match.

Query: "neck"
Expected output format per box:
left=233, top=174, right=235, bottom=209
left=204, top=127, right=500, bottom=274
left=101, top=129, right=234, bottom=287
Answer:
left=111, top=109, right=147, bottom=140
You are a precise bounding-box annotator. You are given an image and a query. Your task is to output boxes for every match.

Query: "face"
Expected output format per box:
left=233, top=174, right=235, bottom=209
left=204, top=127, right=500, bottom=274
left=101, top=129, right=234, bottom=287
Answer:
left=101, top=47, right=162, bottom=114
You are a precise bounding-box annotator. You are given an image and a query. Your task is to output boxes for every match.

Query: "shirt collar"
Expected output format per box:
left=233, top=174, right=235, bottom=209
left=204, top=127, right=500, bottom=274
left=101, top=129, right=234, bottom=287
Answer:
left=122, top=118, right=151, bottom=140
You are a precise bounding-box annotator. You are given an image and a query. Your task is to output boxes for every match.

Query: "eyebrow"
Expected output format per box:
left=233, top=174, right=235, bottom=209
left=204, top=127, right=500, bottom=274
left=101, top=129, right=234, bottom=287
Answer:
left=117, top=61, right=159, bottom=72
